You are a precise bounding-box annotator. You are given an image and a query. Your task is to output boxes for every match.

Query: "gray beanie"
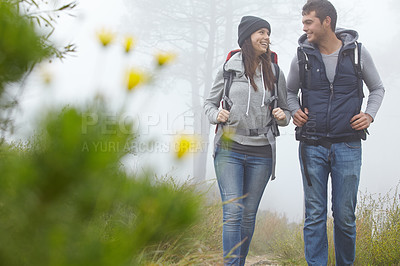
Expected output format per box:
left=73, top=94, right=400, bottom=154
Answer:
left=238, top=16, right=271, bottom=48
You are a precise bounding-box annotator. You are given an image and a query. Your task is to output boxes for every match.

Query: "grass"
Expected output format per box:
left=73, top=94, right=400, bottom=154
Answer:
left=355, top=185, right=400, bottom=265
left=250, top=210, right=306, bottom=265
left=135, top=185, right=224, bottom=265
left=138, top=182, right=399, bottom=265
left=247, top=184, right=400, bottom=266
left=1, top=104, right=398, bottom=265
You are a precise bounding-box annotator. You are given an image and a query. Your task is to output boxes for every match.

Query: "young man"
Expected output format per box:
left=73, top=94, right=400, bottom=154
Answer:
left=286, top=0, right=385, bottom=265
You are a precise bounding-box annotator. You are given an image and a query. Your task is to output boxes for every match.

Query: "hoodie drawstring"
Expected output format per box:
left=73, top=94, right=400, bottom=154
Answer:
left=260, top=64, right=266, bottom=107
left=246, top=64, right=267, bottom=116
left=246, top=78, right=251, bottom=116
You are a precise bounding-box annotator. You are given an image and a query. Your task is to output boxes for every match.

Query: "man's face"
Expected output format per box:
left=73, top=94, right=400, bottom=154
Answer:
left=302, top=11, right=328, bottom=44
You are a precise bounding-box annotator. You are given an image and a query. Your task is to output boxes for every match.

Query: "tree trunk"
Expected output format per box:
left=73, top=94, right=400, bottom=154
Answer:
left=191, top=0, right=218, bottom=183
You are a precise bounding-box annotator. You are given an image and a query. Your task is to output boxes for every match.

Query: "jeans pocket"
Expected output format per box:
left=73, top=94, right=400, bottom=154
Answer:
left=344, top=140, right=361, bottom=149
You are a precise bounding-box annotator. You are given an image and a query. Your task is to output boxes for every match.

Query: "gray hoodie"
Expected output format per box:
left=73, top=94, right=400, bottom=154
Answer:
left=204, top=51, right=290, bottom=151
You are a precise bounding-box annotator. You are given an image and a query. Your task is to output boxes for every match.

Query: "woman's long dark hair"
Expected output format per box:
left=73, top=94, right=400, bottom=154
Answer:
left=241, top=38, right=275, bottom=91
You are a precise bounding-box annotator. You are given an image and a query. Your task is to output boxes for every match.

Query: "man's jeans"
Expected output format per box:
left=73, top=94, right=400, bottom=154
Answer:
left=299, top=140, right=362, bottom=266
left=214, top=146, right=272, bottom=266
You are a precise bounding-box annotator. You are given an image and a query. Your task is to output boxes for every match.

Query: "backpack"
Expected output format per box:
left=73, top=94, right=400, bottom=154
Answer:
left=217, top=49, right=281, bottom=137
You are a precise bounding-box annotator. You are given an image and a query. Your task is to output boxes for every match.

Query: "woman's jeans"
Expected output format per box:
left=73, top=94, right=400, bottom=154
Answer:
left=299, top=140, right=362, bottom=266
left=214, top=146, right=272, bottom=266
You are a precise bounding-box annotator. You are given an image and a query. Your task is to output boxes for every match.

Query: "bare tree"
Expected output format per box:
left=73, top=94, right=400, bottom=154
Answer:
left=123, top=0, right=300, bottom=182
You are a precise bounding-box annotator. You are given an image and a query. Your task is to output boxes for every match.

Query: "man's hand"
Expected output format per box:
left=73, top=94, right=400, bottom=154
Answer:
left=217, top=109, right=230, bottom=123
left=350, top=111, right=373, bottom=130
left=293, top=108, right=309, bottom=127
left=272, top=107, right=286, bottom=121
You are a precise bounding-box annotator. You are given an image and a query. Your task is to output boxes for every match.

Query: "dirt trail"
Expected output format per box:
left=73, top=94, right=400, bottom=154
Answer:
left=245, top=255, right=280, bottom=265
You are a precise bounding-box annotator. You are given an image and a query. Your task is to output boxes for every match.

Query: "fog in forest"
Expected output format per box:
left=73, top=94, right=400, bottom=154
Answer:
left=17, top=0, right=400, bottom=222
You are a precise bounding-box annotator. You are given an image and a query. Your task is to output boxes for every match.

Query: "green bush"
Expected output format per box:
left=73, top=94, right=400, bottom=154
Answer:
left=0, top=1, right=51, bottom=92
left=0, top=102, right=201, bottom=265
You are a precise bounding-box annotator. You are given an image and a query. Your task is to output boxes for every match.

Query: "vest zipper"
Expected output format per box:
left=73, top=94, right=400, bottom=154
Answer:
left=326, top=83, right=334, bottom=137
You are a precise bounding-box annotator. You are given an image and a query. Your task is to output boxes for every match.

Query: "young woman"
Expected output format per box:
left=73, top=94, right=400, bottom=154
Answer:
left=204, top=16, right=290, bottom=265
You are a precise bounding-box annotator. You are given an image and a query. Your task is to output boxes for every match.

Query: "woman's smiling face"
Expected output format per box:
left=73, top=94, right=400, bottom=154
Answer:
left=250, top=28, right=270, bottom=56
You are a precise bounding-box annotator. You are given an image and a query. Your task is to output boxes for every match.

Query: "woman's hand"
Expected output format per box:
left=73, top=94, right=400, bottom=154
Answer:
left=217, top=109, right=230, bottom=123
left=272, top=107, right=286, bottom=121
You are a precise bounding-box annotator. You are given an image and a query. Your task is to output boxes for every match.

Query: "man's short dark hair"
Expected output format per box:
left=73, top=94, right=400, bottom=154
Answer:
left=302, top=0, right=337, bottom=32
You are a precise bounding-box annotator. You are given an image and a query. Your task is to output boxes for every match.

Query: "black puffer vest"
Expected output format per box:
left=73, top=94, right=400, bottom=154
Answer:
left=297, top=41, right=364, bottom=140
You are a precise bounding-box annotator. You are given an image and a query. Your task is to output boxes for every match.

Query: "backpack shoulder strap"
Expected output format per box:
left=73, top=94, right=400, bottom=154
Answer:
left=297, top=46, right=310, bottom=89
left=273, top=63, right=279, bottom=85
left=271, top=63, right=279, bottom=98
left=215, top=55, right=237, bottom=133
left=297, top=46, right=311, bottom=110
left=226, top=48, right=241, bottom=61
left=354, top=42, right=363, bottom=98
left=348, top=42, right=362, bottom=79
left=222, top=67, right=235, bottom=110
left=269, top=63, right=280, bottom=137
left=263, top=63, right=279, bottom=105
left=222, top=50, right=240, bottom=110
left=347, top=41, right=363, bottom=98
left=354, top=41, right=362, bottom=78
left=348, top=41, right=367, bottom=139
left=271, top=51, right=278, bottom=64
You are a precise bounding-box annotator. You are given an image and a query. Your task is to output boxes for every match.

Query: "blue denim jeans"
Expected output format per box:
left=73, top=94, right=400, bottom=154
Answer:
left=299, top=140, right=362, bottom=266
left=214, top=146, right=272, bottom=266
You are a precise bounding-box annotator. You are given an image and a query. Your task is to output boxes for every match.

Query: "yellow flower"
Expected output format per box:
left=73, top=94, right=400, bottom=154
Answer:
left=126, top=68, right=148, bottom=91
left=97, top=28, right=115, bottom=47
left=175, top=135, right=200, bottom=159
left=155, top=51, right=177, bottom=66
left=123, top=36, right=135, bottom=53
left=40, top=67, right=52, bottom=85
